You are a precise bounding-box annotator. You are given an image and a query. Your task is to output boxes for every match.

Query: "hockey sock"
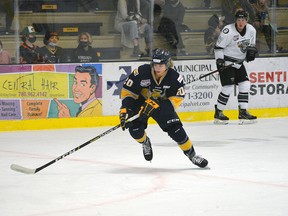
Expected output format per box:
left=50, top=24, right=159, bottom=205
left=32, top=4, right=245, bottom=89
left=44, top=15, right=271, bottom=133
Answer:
left=217, top=85, right=233, bottom=110
left=134, top=132, right=147, bottom=144
left=238, top=81, right=250, bottom=109
left=238, top=92, right=249, bottom=109
left=179, top=139, right=194, bottom=156
left=217, top=92, right=229, bottom=110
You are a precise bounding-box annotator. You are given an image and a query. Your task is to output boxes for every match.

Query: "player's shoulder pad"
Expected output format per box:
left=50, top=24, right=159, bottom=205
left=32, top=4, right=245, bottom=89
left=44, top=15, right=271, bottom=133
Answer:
left=222, top=27, right=229, bottom=34
left=138, top=64, right=151, bottom=73
left=246, top=23, right=256, bottom=32
left=130, top=64, right=150, bottom=77
left=222, top=23, right=234, bottom=34
left=168, top=68, right=184, bottom=84
left=167, top=67, right=179, bottom=77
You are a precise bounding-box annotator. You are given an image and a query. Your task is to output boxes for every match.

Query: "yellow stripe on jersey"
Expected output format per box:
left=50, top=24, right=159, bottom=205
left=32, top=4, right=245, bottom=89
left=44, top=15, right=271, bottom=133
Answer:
left=178, top=139, right=192, bottom=151
left=169, top=96, right=184, bottom=109
left=121, top=88, right=139, bottom=100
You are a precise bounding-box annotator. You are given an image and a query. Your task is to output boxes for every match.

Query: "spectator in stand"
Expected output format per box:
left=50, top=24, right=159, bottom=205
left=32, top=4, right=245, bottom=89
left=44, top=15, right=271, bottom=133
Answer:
left=0, top=0, right=14, bottom=34
left=204, top=14, right=224, bottom=55
left=19, top=26, right=43, bottom=64
left=40, top=31, right=65, bottom=63
left=115, top=0, right=153, bottom=57
left=203, top=0, right=211, bottom=8
left=71, top=32, right=99, bottom=63
left=0, top=40, right=11, bottom=64
left=154, top=0, right=165, bottom=7
left=251, top=0, right=282, bottom=52
left=221, top=0, right=255, bottom=25
left=158, top=0, right=190, bottom=56
left=140, top=0, right=152, bottom=24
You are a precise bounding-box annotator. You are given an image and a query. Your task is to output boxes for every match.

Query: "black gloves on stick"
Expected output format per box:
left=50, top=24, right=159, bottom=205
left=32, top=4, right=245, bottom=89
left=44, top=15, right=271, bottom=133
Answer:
left=216, top=59, right=226, bottom=72
left=119, top=108, right=133, bottom=131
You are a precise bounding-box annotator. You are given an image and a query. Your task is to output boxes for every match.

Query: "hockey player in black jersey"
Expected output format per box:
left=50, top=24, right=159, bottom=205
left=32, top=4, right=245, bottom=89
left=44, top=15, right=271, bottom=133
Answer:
left=119, top=48, right=208, bottom=168
left=214, top=10, right=258, bottom=124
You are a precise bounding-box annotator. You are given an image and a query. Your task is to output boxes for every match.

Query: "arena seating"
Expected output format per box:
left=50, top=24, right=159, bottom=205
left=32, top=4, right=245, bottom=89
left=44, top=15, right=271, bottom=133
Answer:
left=1, top=2, right=287, bottom=62
left=32, top=23, right=103, bottom=36
left=64, top=47, right=122, bottom=61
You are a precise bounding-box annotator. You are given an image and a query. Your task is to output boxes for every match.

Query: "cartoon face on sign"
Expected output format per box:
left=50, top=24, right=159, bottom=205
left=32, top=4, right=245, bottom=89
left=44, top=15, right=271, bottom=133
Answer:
left=54, top=65, right=102, bottom=118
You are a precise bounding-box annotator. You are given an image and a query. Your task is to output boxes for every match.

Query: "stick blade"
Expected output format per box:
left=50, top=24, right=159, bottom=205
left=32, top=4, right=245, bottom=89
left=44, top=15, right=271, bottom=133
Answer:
left=10, top=164, right=36, bottom=174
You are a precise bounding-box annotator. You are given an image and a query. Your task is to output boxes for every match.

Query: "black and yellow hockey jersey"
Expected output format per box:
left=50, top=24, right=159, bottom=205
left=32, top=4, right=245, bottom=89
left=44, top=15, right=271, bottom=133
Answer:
left=121, top=64, right=185, bottom=115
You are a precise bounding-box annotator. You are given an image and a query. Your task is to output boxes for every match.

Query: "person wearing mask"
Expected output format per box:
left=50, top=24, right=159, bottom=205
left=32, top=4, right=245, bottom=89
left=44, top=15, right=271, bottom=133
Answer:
left=0, top=40, right=11, bottom=64
left=71, top=32, right=99, bottom=63
left=19, top=26, right=43, bottom=64
left=40, top=31, right=65, bottom=63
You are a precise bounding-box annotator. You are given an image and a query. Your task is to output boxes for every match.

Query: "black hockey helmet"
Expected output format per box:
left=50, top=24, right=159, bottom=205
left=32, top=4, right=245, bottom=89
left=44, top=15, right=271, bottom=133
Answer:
left=152, top=48, right=171, bottom=65
left=235, top=10, right=248, bottom=20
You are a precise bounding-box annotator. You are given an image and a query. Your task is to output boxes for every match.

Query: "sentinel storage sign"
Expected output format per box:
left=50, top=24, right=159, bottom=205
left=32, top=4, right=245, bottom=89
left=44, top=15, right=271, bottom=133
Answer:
left=248, top=57, right=288, bottom=108
left=101, top=57, right=287, bottom=115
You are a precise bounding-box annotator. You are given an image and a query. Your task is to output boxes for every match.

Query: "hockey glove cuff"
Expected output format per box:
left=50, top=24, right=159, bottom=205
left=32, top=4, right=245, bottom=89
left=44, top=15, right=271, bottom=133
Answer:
left=216, top=59, right=226, bottom=72
left=119, top=108, right=133, bottom=131
left=139, top=98, right=160, bottom=119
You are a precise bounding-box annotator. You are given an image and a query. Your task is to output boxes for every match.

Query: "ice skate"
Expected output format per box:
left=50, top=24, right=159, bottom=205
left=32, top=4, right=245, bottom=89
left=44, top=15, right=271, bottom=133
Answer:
left=214, top=105, right=229, bottom=125
left=142, top=137, right=153, bottom=161
left=191, top=155, right=208, bottom=168
left=186, top=151, right=208, bottom=168
left=238, top=107, right=257, bottom=124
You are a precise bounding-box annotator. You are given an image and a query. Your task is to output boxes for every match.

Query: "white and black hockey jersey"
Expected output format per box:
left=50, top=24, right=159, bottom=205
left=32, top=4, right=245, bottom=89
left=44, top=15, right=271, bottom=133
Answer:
left=214, top=23, right=256, bottom=68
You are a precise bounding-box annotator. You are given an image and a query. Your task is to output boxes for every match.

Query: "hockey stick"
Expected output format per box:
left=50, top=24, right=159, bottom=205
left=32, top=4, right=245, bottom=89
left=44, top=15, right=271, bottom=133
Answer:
left=185, top=63, right=235, bottom=85
left=10, top=114, right=139, bottom=174
left=185, top=58, right=248, bottom=85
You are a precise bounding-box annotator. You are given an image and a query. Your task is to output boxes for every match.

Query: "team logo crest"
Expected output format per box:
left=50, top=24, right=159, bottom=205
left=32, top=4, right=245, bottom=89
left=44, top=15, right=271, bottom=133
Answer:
left=233, top=35, right=239, bottom=41
left=237, top=39, right=250, bottom=53
left=140, top=79, right=151, bottom=87
left=223, top=28, right=229, bottom=34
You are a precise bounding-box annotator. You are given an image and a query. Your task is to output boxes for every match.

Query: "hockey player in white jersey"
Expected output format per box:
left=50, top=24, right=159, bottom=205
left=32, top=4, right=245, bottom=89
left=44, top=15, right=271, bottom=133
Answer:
left=214, top=10, right=258, bottom=124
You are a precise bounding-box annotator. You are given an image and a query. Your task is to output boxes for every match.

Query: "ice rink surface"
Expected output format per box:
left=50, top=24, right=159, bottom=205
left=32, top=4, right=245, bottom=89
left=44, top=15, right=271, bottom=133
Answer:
left=1, top=117, right=288, bottom=216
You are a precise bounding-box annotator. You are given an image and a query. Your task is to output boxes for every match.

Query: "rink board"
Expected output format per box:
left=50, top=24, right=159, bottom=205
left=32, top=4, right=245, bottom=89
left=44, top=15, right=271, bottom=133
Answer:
left=0, top=107, right=287, bottom=132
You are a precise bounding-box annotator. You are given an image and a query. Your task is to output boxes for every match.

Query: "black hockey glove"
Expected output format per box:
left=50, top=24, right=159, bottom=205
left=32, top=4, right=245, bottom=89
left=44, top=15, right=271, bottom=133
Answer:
left=139, top=98, right=160, bottom=120
left=246, top=46, right=258, bottom=62
left=216, top=59, right=226, bottom=72
left=119, top=107, right=133, bottom=131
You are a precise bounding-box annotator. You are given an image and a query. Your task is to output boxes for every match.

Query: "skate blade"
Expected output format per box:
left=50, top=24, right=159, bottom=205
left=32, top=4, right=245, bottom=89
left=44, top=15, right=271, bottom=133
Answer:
left=214, top=119, right=229, bottom=125
left=239, top=119, right=257, bottom=125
